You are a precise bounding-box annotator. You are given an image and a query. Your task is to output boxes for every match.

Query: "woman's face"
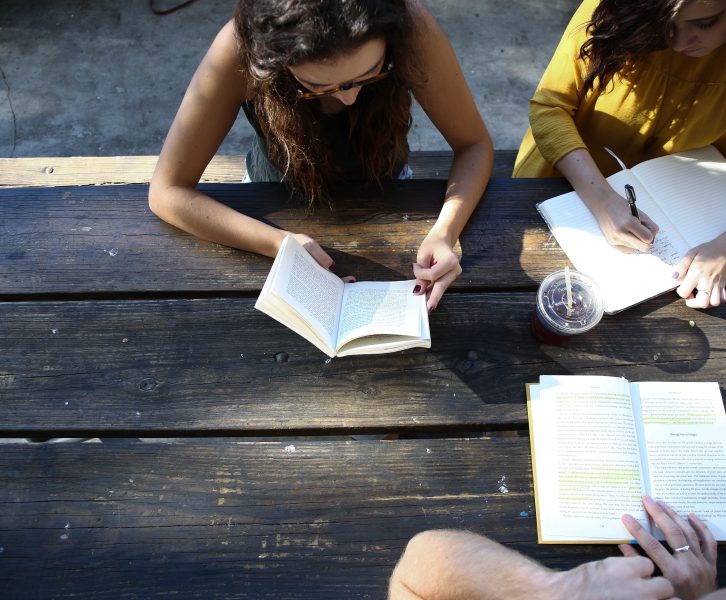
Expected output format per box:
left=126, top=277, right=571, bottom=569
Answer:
left=670, top=0, right=726, bottom=56
left=288, top=38, right=387, bottom=107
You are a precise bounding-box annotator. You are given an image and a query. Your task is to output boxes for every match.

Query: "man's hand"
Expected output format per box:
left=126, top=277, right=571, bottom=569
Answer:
left=555, top=555, right=675, bottom=600
left=620, top=497, right=718, bottom=600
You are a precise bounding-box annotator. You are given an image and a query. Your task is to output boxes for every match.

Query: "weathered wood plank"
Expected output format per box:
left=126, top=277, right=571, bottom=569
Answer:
left=0, top=178, right=571, bottom=295
left=0, top=150, right=517, bottom=188
left=0, top=155, right=246, bottom=188
left=1, top=294, right=723, bottom=435
left=2, top=437, right=696, bottom=600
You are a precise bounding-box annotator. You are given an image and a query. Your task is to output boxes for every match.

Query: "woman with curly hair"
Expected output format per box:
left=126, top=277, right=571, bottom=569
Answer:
left=514, top=0, right=726, bottom=309
left=149, top=0, right=493, bottom=311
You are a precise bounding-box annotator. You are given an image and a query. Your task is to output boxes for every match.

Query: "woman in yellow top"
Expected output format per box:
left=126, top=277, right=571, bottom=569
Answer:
left=514, top=0, right=726, bottom=309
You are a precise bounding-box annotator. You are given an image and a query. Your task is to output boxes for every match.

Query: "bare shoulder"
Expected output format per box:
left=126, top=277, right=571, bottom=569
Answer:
left=203, top=19, right=255, bottom=100
left=405, top=0, right=446, bottom=41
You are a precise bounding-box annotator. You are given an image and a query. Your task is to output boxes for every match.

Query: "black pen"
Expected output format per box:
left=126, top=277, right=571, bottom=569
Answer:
left=624, top=184, right=640, bottom=220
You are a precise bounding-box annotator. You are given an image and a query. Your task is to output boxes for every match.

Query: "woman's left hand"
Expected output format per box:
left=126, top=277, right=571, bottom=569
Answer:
left=674, top=233, right=726, bottom=308
left=412, top=234, right=462, bottom=312
left=620, top=496, right=718, bottom=600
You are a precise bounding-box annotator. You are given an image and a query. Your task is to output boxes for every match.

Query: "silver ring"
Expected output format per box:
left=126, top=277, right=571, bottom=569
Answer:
left=696, top=289, right=710, bottom=295
left=673, top=545, right=690, bottom=553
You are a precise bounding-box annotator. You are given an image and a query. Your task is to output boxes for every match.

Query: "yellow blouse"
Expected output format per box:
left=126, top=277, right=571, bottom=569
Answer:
left=513, top=0, right=726, bottom=178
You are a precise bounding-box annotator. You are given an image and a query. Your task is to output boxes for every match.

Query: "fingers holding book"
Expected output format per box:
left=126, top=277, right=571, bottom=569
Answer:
left=620, top=496, right=718, bottom=600
left=290, top=233, right=336, bottom=272
left=412, top=236, right=462, bottom=312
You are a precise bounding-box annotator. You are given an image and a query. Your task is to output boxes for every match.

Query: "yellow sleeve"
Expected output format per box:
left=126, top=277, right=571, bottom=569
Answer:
left=529, top=0, right=597, bottom=167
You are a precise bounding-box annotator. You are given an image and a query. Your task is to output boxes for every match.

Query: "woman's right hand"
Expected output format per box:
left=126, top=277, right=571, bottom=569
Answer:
left=591, top=187, right=660, bottom=252
left=555, top=149, right=659, bottom=253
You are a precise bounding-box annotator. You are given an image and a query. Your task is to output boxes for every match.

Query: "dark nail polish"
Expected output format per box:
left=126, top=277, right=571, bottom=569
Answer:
left=329, top=263, right=336, bottom=273
left=413, top=285, right=421, bottom=294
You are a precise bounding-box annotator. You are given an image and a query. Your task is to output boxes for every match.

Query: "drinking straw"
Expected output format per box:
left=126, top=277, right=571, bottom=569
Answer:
left=565, top=266, right=574, bottom=315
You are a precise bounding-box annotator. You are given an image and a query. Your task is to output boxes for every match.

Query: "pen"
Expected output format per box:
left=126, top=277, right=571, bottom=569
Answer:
left=624, top=184, right=640, bottom=220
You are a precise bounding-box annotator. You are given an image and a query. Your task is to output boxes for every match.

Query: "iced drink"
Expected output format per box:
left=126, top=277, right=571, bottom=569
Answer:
left=531, top=270, right=604, bottom=345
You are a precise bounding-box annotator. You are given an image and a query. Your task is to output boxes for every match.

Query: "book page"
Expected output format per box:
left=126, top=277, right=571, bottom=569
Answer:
left=632, top=381, right=726, bottom=541
left=632, top=146, right=726, bottom=248
left=255, top=235, right=344, bottom=355
left=336, top=280, right=424, bottom=349
left=538, top=169, right=689, bottom=313
left=530, top=376, right=648, bottom=542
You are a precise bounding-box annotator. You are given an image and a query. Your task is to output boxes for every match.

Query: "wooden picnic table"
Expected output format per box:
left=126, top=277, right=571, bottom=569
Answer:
left=1, top=153, right=724, bottom=598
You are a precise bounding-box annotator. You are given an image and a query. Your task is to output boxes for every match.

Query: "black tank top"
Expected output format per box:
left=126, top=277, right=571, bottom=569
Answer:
left=241, top=99, right=405, bottom=184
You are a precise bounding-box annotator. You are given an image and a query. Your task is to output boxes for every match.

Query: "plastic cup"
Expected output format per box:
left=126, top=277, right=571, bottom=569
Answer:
left=531, top=270, right=604, bottom=345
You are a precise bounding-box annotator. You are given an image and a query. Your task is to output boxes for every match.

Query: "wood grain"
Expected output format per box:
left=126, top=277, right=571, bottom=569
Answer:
left=1, top=294, right=723, bottom=435
left=0, top=150, right=518, bottom=188
left=0, top=178, right=571, bottom=295
left=0, top=437, right=665, bottom=600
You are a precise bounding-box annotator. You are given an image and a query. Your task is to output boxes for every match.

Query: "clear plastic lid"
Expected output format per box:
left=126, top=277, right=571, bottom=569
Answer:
left=536, top=270, right=604, bottom=334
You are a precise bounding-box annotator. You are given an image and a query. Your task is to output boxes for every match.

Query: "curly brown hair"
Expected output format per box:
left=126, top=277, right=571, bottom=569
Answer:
left=234, top=0, right=423, bottom=205
left=579, top=0, right=690, bottom=94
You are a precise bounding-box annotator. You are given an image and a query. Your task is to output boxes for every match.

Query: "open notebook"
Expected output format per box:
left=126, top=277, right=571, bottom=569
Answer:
left=537, top=146, right=726, bottom=313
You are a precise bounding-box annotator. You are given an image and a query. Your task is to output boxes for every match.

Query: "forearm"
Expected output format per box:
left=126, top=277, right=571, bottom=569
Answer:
left=428, top=139, right=493, bottom=245
left=148, top=184, right=286, bottom=258
left=555, top=148, right=616, bottom=219
left=389, top=530, right=560, bottom=600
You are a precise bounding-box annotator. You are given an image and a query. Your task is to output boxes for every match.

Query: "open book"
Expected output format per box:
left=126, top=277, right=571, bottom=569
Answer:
left=527, top=375, right=726, bottom=544
left=537, top=145, right=726, bottom=313
left=254, top=235, right=430, bottom=358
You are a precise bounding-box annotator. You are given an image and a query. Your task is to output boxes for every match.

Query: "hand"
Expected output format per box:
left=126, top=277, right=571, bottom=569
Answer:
left=620, top=496, right=718, bottom=600
left=553, top=555, right=674, bottom=600
left=674, top=233, right=726, bottom=308
left=411, top=233, right=462, bottom=312
left=290, top=233, right=335, bottom=270
left=592, top=188, right=660, bottom=252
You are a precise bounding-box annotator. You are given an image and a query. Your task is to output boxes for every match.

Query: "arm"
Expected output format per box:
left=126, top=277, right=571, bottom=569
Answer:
left=555, top=149, right=659, bottom=252
left=527, top=0, right=658, bottom=251
left=407, top=1, right=494, bottom=311
left=388, top=529, right=675, bottom=600
left=148, top=21, right=334, bottom=267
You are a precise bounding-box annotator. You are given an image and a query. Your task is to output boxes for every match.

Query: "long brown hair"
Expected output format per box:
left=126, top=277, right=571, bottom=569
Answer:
left=234, top=0, right=422, bottom=205
left=579, top=0, right=689, bottom=94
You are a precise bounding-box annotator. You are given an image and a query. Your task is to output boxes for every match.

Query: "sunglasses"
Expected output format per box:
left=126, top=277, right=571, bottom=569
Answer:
left=295, top=61, right=393, bottom=101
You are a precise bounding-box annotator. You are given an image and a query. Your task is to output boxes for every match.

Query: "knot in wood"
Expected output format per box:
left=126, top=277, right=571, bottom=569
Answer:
left=138, top=377, right=158, bottom=392
left=274, top=352, right=289, bottom=363
left=360, top=385, right=378, bottom=397
left=44, top=166, right=54, bottom=174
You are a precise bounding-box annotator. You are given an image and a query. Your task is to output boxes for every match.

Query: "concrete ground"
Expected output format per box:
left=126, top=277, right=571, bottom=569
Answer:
left=0, top=0, right=578, bottom=158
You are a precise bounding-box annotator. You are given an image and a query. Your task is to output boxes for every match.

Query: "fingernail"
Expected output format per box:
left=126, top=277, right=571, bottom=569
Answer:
left=329, top=263, right=336, bottom=273
left=672, top=271, right=679, bottom=279
left=413, top=285, right=421, bottom=294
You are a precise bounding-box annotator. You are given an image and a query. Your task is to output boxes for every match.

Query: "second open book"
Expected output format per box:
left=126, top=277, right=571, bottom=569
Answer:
left=255, top=234, right=430, bottom=358
left=528, top=375, right=726, bottom=544
left=537, top=145, right=726, bottom=313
